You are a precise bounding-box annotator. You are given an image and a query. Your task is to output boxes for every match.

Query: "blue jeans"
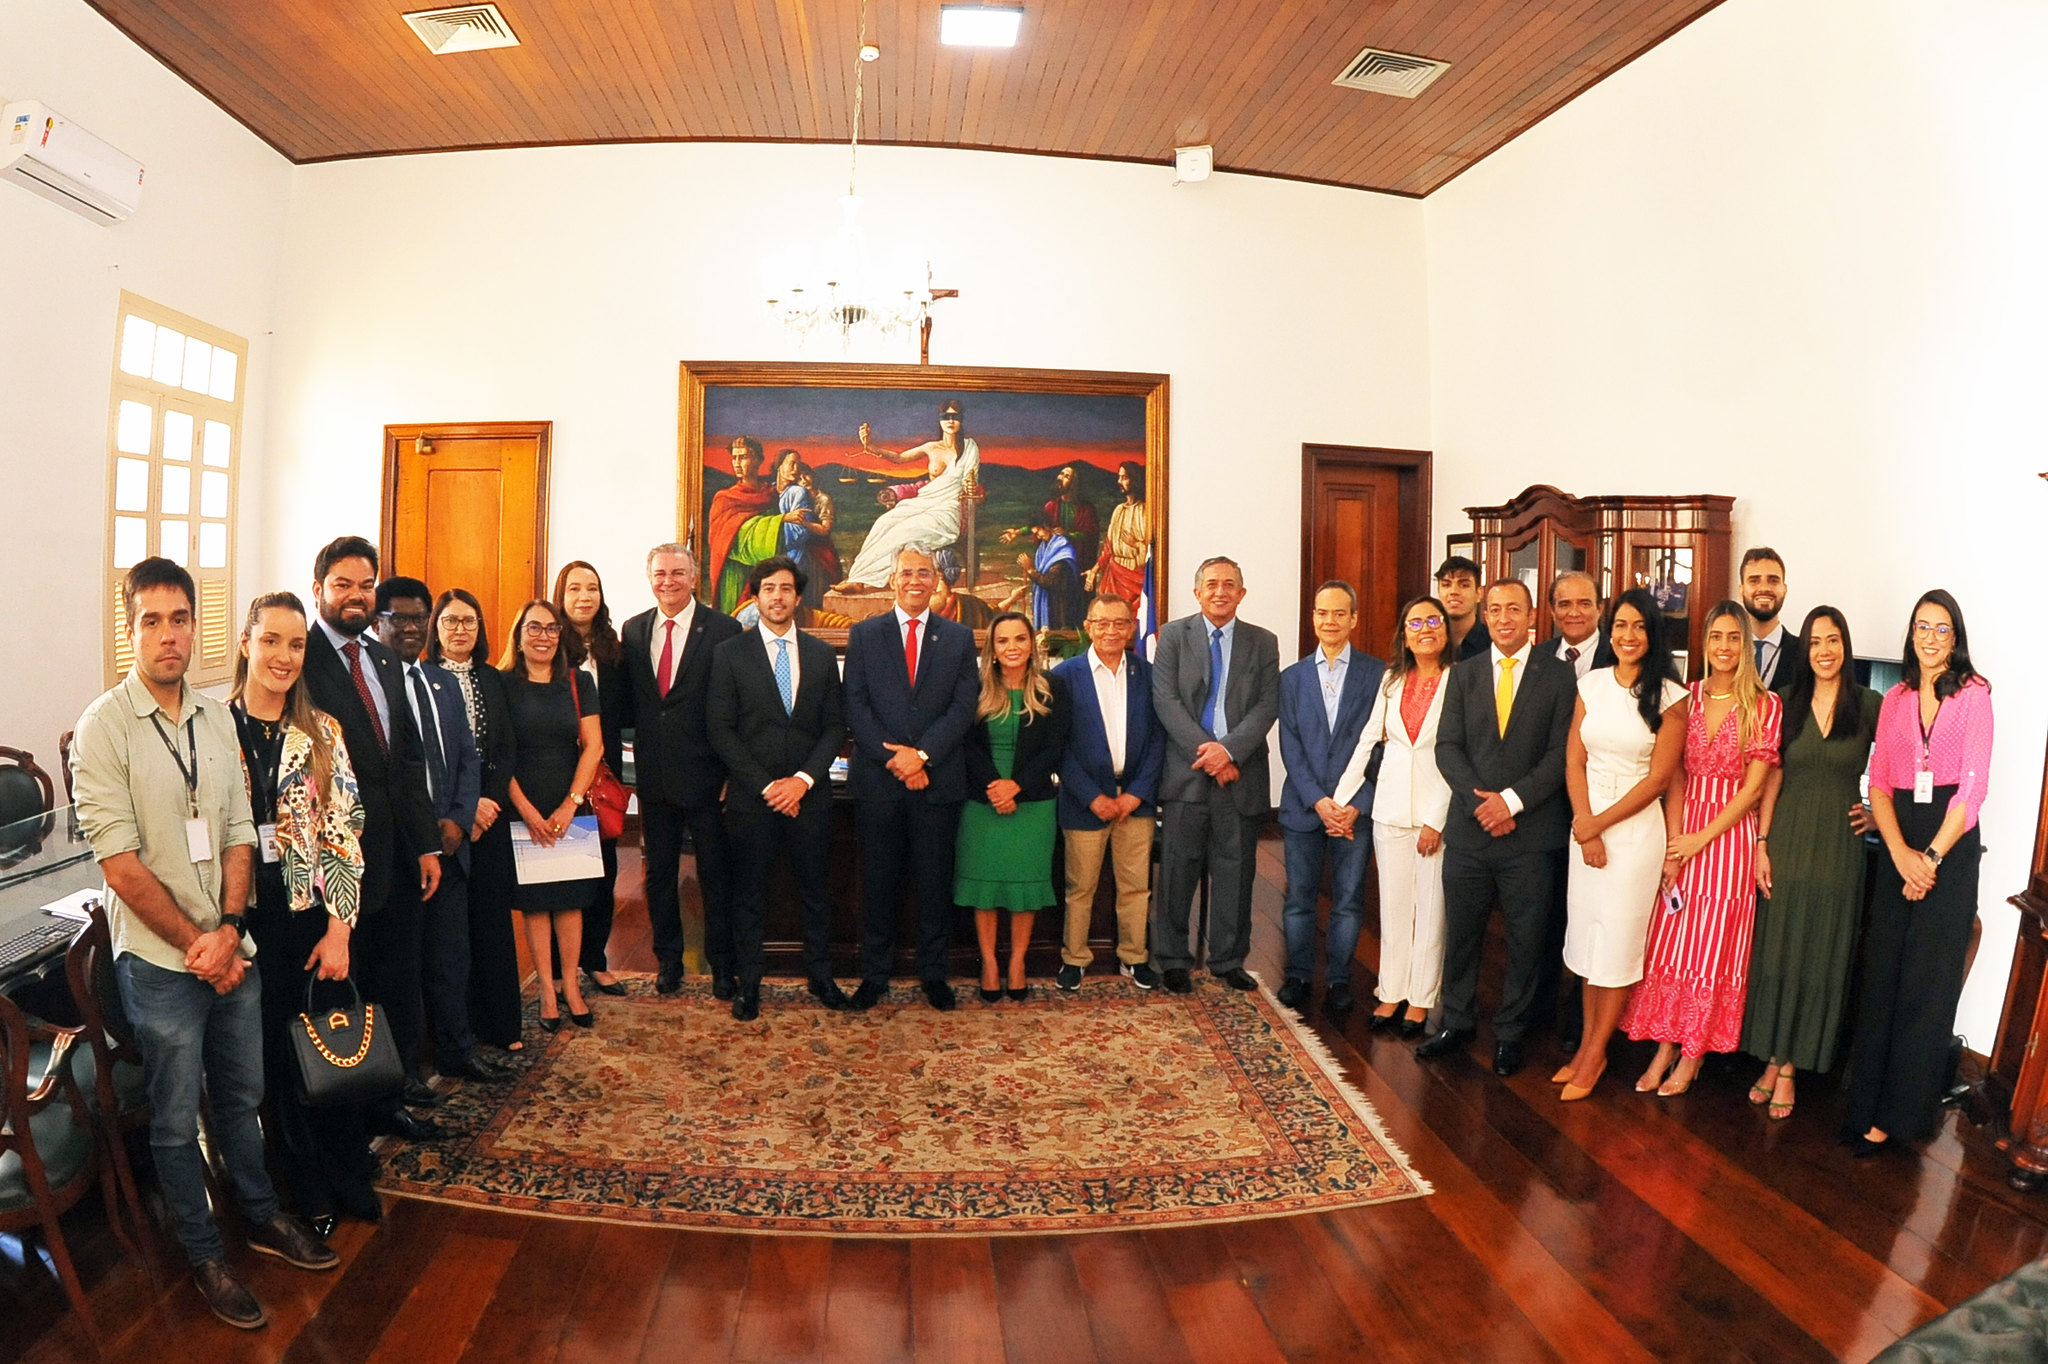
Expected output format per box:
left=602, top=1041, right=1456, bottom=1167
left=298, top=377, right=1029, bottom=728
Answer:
left=114, top=954, right=278, bottom=1264
left=1281, top=827, right=1372, bottom=987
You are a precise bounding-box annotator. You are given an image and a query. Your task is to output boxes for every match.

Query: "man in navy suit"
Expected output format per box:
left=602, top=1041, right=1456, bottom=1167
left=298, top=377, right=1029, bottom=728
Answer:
left=373, top=577, right=508, bottom=1085
left=1051, top=593, right=1166, bottom=992
left=707, top=557, right=848, bottom=1020
left=842, top=545, right=980, bottom=1011
left=302, top=536, right=443, bottom=1139
left=1275, top=581, right=1386, bottom=1015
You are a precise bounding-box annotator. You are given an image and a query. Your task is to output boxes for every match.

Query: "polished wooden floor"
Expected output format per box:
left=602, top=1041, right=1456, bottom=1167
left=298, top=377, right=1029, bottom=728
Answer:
left=8, top=839, right=2046, bottom=1363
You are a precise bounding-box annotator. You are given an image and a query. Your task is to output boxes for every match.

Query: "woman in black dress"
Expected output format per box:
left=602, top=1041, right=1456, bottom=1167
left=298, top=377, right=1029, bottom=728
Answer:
left=429, top=588, right=525, bottom=1051
left=553, top=561, right=628, bottom=997
left=498, top=599, right=606, bottom=1031
left=228, top=591, right=379, bottom=1235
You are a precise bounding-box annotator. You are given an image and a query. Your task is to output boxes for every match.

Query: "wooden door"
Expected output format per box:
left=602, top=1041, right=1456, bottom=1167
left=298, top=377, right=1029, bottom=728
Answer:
left=1299, top=446, right=1431, bottom=659
left=381, top=422, right=550, bottom=649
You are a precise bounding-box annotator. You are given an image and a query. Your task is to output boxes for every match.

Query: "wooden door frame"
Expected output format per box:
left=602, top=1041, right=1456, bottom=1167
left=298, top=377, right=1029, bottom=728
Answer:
left=379, top=421, right=553, bottom=600
left=1298, top=444, right=1432, bottom=657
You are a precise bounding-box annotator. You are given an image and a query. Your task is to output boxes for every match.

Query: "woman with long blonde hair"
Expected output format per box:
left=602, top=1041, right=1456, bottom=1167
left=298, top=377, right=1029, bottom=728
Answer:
left=955, top=612, right=1071, bottom=1000
left=228, top=591, right=379, bottom=1234
left=1621, top=599, right=1782, bottom=1096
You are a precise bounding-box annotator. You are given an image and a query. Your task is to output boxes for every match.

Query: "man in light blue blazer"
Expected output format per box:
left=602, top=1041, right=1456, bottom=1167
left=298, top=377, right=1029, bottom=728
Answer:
left=1051, top=593, right=1167, bottom=991
left=1276, top=581, right=1386, bottom=1014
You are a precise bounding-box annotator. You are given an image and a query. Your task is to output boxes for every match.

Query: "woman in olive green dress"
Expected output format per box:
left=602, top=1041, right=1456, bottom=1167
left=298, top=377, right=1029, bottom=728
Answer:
left=957, top=611, right=1071, bottom=1001
left=1743, top=606, right=1880, bottom=1120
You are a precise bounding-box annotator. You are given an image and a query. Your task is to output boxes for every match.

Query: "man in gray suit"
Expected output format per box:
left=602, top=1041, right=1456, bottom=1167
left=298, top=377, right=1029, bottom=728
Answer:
left=1149, top=556, right=1281, bottom=994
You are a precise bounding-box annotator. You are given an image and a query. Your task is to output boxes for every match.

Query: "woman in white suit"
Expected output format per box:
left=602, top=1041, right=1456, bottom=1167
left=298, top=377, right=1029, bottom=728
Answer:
left=1335, top=595, right=1453, bottom=1038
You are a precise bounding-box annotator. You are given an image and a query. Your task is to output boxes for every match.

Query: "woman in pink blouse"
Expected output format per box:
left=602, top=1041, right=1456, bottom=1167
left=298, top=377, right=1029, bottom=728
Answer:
left=1842, top=589, right=1992, bottom=1156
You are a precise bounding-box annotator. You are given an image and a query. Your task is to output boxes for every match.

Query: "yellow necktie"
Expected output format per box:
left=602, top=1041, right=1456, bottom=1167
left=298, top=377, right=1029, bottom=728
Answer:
left=1496, top=657, right=1516, bottom=737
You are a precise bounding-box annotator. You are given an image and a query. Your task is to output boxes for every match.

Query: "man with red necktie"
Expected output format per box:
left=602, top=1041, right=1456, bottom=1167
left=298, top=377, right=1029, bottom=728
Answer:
left=620, top=543, right=743, bottom=996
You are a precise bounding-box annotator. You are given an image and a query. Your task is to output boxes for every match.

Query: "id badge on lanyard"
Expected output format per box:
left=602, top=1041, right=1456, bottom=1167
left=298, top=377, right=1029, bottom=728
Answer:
left=152, top=712, right=213, bottom=863
left=1915, top=709, right=1936, bottom=804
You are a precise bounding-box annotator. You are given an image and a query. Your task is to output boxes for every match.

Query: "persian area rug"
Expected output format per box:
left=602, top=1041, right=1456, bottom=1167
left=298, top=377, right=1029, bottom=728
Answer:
left=376, top=975, right=1431, bottom=1235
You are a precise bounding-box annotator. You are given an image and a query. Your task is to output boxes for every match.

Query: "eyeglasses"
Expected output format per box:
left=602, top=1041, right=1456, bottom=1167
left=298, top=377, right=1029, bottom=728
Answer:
left=1405, top=615, right=1446, bottom=631
left=1912, top=621, right=1954, bottom=639
left=378, top=610, right=430, bottom=627
left=1085, top=617, right=1134, bottom=629
left=439, top=615, right=479, bottom=630
left=523, top=622, right=562, bottom=637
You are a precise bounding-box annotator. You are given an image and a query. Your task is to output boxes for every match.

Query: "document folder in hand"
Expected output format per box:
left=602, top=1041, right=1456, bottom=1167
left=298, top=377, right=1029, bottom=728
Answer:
left=511, top=815, right=603, bottom=885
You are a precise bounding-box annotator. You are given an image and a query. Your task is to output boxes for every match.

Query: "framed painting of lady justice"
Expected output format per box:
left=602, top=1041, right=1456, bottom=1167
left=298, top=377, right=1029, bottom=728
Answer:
left=678, top=362, right=1170, bottom=649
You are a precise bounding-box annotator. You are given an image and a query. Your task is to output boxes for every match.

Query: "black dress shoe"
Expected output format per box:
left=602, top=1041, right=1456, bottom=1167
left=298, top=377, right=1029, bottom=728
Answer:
left=1415, top=1027, right=1475, bottom=1060
left=655, top=964, right=684, bottom=995
left=538, top=1013, right=562, bottom=1034
left=449, top=1055, right=514, bottom=1084
left=247, top=1212, right=340, bottom=1271
left=922, top=979, right=957, bottom=1011
left=1493, top=1040, right=1525, bottom=1077
left=1276, top=980, right=1310, bottom=1011
left=1218, top=968, right=1258, bottom=991
left=979, top=986, right=1003, bottom=1003
left=1397, top=1016, right=1429, bottom=1039
left=1846, top=1134, right=1892, bottom=1159
left=1163, top=968, right=1194, bottom=995
left=569, top=1007, right=594, bottom=1029
left=712, top=972, right=739, bottom=1002
left=850, top=980, right=887, bottom=1011
left=807, top=977, right=851, bottom=1011
left=732, top=988, right=760, bottom=1021
left=585, top=972, right=629, bottom=997
left=402, top=1078, right=442, bottom=1108
left=373, top=1107, right=443, bottom=1143
left=1006, top=985, right=1030, bottom=1002
left=1325, top=982, right=1356, bottom=1013
left=194, top=1258, right=267, bottom=1329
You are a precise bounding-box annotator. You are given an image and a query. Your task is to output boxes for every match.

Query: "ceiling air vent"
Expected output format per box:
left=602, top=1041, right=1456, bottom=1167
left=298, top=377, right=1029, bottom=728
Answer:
left=1331, top=47, right=1450, bottom=99
left=403, top=5, right=520, bottom=55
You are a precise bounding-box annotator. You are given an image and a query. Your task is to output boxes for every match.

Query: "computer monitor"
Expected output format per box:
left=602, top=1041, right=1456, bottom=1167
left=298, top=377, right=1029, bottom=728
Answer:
left=1853, top=655, right=1903, bottom=694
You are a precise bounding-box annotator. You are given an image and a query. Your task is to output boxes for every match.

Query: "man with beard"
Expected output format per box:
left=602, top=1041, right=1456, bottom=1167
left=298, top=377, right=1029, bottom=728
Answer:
left=1738, top=547, right=1797, bottom=692
left=302, top=536, right=444, bottom=1141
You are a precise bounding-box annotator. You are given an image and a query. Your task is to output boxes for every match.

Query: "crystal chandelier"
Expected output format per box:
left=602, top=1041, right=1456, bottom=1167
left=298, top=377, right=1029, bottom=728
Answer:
left=761, top=2, right=932, bottom=350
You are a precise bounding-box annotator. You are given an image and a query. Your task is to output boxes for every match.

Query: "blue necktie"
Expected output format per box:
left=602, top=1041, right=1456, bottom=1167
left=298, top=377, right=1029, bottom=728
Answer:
left=408, top=667, right=445, bottom=801
left=1754, top=638, right=1770, bottom=679
left=1200, top=626, right=1224, bottom=737
left=774, top=637, right=794, bottom=715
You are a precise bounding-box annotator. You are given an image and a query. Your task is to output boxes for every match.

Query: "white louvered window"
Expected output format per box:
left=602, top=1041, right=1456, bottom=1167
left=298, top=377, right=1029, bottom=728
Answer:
left=105, top=292, right=245, bottom=685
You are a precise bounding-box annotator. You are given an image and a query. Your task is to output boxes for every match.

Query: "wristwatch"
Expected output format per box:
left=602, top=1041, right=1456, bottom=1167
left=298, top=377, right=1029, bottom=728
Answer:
left=915, top=749, right=930, bottom=763
left=220, top=912, right=247, bottom=938
left=1922, top=845, right=1944, bottom=868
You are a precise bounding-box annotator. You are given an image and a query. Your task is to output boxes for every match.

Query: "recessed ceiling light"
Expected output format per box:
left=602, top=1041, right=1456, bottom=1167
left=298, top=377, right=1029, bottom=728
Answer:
left=940, top=5, right=1023, bottom=48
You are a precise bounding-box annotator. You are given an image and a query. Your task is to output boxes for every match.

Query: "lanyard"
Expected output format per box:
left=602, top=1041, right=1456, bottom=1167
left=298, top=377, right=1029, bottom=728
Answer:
left=150, top=711, right=200, bottom=817
left=231, top=705, right=282, bottom=822
left=1918, top=692, right=1941, bottom=772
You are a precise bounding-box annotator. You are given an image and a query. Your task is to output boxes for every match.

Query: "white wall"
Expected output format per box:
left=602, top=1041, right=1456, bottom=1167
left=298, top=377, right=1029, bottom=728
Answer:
left=1425, top=0, right=2048, bottom=1042
left=258, top=142, right=1432, bottom=651
left=1, top=0, right=290, bottom=759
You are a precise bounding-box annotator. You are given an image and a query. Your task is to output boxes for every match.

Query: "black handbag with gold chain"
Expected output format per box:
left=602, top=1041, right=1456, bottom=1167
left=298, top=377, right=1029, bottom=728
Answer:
left=290, top=975, right=403, bottom=1108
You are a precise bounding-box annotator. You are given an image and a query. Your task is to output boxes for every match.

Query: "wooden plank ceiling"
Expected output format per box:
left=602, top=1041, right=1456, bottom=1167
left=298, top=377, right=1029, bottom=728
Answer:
left=86, top=0, right=1726, bottom=196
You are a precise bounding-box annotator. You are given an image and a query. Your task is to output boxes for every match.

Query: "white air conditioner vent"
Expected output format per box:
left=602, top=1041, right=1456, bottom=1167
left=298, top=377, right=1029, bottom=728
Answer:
left=1332, top=47, right=1451, bottom=99
left=403, top=4, right=520, bottom=55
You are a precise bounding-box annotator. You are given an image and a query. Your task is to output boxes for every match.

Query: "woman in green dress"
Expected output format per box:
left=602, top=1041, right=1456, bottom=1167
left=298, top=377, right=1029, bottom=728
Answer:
left=1743, top=606, right=1880, bottom=1120
left=957, top=611, right=1071, bottom=1001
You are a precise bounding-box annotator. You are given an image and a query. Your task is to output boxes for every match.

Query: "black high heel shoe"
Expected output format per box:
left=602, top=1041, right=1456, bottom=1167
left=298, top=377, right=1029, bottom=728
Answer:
left=1006, top=984, right=1030, bottom=1002
left=585, top=971, right=628, bottom=998
left=539, top=990, right=563, bottom=1033
left=567, top=999, right=594, bottom=1029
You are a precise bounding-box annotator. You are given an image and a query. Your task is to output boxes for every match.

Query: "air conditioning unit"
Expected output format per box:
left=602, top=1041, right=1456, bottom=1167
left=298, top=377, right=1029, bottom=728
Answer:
left=2, top=102, right=145, bottom=225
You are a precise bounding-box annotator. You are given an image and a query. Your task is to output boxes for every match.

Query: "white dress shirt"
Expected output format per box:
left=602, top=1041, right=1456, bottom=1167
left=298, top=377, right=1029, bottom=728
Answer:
left=759, top=619, right=813, bottom=790
left=315, top=614, right=392, bottom=739
left=1754, top=621, right=1787, bottom=688
left=648, top=598, right=697, bottom=692
left=1555, top=631, right=1599, bottom=680
left=1088, top=646, right=1129, bottom=776
left=1492, top=640, right=1534, bottom=816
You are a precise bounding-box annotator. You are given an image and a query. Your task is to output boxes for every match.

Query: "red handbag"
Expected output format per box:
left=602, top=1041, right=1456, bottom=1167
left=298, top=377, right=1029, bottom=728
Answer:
left=568, top=670, right=628, bottom=840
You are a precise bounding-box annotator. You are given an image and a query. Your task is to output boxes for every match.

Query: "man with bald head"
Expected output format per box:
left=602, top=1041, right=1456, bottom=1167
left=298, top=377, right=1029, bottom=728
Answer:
left=843, top=546, right=982, bottom=1011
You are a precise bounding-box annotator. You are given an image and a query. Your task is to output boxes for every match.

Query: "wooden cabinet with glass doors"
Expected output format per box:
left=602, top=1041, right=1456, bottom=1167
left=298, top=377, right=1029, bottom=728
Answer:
left=1463, top=486, right=1733, bottom=677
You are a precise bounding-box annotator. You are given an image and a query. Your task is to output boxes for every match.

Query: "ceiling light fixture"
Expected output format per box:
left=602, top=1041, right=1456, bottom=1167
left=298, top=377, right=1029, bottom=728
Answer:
left=940, top=5, right=1024, bottom=48
left=761, top=0, right=934, bottom=353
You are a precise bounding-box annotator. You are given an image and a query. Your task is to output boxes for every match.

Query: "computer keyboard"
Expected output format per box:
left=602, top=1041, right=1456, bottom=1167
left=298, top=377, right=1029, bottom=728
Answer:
left=0, top=918, right=78, bottom=973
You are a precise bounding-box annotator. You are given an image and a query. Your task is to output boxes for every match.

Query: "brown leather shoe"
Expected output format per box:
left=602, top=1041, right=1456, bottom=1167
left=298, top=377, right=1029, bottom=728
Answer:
left=194, top=1259, right=268, bottom=1329
left=247, top=1212, right=340, bottom=1271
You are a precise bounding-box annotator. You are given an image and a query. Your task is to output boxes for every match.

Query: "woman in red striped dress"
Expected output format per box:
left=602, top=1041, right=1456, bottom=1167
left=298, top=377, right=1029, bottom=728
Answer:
left=1622, top=601, right=1782, bottom=1096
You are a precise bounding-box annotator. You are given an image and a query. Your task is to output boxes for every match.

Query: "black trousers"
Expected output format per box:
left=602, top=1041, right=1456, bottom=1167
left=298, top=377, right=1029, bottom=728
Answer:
left=1151, top=789, right=1259, bottom=975
left=1531, top=846, right=1583, bottom=1040
left=1439, top=841, right=1557, bottom=1040
left=577, top=838, right=620, bottom=975
left=355, top=878, right=426, bottom=1078
left=857, top=791, right=962, bottom=985
left=642, top=799, right=734, bottom=977
left=1845, top=790, right=1979, bottom=1143
left=246, top=885, right=373, bottom=1217
left=728, top=794, right=836, bottom=987
left=466, top=820, right=523, bottom=1048
left=420, top=857, right=476, bottom=1070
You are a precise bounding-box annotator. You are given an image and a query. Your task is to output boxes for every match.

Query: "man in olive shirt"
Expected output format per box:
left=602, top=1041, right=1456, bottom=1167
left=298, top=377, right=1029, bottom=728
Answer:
left=70, top=559, right=336, bottom=1330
